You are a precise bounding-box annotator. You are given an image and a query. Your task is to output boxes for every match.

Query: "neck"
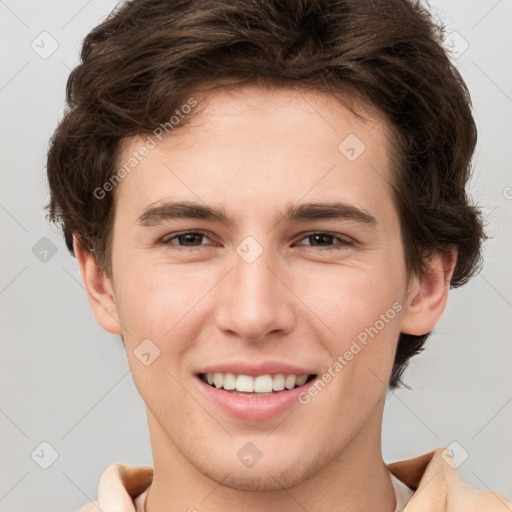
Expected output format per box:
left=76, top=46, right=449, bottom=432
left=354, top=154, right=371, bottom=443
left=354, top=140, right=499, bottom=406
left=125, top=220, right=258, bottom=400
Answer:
left=144, top=397, right=396, bottom=512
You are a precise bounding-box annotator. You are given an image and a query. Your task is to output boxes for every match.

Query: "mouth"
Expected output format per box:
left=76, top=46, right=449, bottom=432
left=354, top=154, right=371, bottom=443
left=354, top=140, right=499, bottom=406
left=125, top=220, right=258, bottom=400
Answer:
left=194, top=364, right=320, bottom=420
left=197, top=372, right=318, bottom=397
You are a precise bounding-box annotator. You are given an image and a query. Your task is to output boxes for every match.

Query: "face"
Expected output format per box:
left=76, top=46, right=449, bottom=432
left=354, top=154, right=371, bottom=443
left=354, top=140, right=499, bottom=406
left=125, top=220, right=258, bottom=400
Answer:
left=80, top=85, right=445, bottom=491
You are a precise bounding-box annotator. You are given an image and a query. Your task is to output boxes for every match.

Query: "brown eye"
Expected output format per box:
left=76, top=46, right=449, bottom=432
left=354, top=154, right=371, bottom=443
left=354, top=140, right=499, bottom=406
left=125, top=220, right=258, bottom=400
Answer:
left=160, top=231, right=212, bottom=249
left=297, top=232, right=354, bottom=250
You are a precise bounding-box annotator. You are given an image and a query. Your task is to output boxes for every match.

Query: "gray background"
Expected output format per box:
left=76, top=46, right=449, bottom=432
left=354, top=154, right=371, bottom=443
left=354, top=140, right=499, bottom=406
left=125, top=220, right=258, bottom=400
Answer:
left=1, top=1, right=511, bottom=510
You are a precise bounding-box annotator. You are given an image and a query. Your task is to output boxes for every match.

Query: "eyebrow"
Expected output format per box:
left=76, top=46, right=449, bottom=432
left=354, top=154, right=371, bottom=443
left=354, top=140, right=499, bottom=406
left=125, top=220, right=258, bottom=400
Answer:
left=137, top=200, right=377, bottom=228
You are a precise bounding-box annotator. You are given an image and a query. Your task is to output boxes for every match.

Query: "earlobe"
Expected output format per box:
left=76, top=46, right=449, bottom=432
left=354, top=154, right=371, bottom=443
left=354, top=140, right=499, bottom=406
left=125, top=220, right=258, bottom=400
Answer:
left=73, top=234, right=123, bottom=335
left=400, top=248, right=457, bottom=336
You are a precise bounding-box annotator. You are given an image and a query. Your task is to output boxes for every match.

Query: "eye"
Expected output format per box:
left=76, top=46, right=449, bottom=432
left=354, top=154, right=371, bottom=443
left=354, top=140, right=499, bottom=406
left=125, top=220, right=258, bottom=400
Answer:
left=295, top=232, right=355, bottom=250
left=159, top=231, right=213, bottom=249
left=158, top=230, right=355, bottom=251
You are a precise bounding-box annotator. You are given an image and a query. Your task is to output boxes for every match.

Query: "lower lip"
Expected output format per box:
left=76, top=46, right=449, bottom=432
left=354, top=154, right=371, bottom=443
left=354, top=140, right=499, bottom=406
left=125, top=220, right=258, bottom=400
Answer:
left=195, top=376, right=317, bottom=421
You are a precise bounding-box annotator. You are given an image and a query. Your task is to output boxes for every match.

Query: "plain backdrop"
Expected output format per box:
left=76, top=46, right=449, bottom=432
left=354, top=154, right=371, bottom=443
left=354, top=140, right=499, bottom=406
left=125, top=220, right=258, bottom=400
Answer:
left=1, top=0, right=511, bottom=510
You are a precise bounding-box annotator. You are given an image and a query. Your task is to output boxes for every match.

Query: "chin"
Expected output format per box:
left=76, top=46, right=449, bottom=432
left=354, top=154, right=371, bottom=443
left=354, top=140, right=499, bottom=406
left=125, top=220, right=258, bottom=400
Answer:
left=198, top=458, right=313, bottom=491
left=183, top=436, right=333, bottom=492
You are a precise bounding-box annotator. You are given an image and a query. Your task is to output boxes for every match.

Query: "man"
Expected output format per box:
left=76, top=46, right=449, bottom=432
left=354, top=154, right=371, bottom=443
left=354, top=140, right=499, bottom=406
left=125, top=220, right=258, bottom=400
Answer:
left=46, top=0, right=511, bottom=510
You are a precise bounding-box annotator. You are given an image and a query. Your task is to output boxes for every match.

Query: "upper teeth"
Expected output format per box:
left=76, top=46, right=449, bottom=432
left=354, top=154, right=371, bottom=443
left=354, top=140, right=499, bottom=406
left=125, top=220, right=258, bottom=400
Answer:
left=203, top=373, right=311, bottom=392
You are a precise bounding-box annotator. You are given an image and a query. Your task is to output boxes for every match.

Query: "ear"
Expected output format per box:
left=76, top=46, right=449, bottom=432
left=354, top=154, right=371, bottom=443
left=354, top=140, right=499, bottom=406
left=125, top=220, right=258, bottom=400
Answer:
left=73, top=234, right=123, bottom=335
left=400, top=248, right=457, bottom=336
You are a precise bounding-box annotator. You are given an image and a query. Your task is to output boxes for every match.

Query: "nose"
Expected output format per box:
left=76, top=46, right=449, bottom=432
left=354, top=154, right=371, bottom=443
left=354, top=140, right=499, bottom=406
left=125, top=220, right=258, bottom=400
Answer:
left=214, top=241, right=296, bottom=343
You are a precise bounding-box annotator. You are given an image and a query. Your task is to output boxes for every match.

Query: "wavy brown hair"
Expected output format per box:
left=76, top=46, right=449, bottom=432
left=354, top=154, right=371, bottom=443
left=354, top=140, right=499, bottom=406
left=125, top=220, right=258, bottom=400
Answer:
left=46, top=0, right=486, bottom=389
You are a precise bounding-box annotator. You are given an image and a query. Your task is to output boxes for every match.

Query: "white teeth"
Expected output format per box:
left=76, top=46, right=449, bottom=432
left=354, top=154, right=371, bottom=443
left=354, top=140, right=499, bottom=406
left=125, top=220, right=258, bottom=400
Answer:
left=202, top=372, right=313, bottom=393
left=284, top=375, right=296, bottom=389
left=213, top=372, right=223, bottom=389
left=223, top=373, right=236, bottom=390
left=235, top=374, right=254, bottom=392
left=295, top=375, right=308, bottom=386
left=272, top=374, right=285, bottom=391
left=254, top=375, right=273, bottom=393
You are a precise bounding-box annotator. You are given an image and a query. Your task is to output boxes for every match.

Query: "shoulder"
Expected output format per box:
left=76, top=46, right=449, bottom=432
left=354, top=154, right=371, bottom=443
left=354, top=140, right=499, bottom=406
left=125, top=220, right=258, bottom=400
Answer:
left=77, top=500, right=100, bottom=512
left=388, top=447, right=512, bottom=511
left=76, top=463, right=154, bottom=512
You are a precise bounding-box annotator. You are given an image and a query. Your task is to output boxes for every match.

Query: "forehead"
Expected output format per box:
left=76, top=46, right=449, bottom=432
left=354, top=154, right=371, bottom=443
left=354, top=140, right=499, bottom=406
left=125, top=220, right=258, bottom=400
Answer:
left=155, top=83, right=390, bottom=151
left=114, top=84, right=395, bottom=221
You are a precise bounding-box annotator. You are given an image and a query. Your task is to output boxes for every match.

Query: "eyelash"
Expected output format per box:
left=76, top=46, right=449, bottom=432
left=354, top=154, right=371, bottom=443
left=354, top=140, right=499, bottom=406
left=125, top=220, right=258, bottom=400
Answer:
left=159, top=231, right=355, bottom=251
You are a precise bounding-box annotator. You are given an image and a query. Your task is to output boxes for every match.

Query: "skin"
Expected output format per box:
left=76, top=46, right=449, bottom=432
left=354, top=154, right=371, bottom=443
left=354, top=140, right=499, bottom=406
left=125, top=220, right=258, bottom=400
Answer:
left=75, top=84, right=456, bottom=511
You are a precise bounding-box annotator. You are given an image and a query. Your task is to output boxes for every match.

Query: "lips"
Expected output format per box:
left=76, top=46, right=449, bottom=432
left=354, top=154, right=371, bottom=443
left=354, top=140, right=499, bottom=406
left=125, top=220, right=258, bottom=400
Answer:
left=195, top=360, right=318, bottom=378
left=193, top=361, right=319, bottom=421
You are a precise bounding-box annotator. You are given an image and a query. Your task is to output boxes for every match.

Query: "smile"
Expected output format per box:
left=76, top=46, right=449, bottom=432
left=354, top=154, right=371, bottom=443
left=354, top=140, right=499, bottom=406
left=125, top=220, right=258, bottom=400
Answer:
left=195, top=371, right=319, bottom=421
left=199, top=372, right=317, bottom=396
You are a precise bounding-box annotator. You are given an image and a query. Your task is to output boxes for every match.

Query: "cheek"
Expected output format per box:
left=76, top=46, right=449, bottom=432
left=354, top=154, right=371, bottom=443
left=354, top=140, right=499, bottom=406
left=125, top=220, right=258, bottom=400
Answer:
left=113, top=261, right=201, bottom=414
left=112, top=256, right=191, bottom=341
left=297, top=265, right=404, bottom=381
left=298, top=263, right=401, bottom=327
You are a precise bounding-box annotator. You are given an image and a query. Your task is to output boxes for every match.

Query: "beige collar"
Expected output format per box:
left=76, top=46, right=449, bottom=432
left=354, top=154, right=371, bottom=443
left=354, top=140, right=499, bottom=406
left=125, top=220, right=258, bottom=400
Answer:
left=387, top=447, right=511, bottom=511
left=79, top=447, right=511, bottom=512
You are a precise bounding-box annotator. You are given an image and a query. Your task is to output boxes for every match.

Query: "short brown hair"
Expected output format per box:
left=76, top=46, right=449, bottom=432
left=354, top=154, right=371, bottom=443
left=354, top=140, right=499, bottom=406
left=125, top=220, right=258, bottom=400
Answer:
left=46, top=0, right=486, bottom=389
